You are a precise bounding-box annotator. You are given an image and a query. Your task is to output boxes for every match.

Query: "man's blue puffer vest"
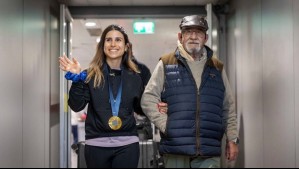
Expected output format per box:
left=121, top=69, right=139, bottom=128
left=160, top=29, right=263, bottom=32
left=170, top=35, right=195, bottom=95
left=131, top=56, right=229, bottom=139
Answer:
left=159, top=47, right=225, bottom=157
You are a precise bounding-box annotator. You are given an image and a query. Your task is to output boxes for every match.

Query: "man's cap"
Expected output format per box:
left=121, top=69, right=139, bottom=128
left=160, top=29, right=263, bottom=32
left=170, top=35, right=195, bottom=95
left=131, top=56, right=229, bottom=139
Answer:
left=179, top=15, right=209, bottom=32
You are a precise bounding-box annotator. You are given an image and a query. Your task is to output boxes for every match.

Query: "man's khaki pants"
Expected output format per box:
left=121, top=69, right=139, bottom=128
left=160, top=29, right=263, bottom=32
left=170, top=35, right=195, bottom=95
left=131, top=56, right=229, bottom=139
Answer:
left=163, top=154, right=220, bottom=168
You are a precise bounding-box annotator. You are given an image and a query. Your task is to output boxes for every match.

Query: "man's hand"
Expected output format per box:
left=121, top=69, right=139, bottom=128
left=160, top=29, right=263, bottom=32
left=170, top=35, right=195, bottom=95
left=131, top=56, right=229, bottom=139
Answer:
left=226, top=141, right=239, bottom=161
left=158, top=102, right=168, bottom=114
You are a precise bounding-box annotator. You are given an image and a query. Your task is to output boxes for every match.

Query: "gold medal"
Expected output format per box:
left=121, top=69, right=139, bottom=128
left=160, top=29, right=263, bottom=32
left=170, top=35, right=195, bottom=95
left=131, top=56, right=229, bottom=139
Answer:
left=108, top=116, right=122, bottom=130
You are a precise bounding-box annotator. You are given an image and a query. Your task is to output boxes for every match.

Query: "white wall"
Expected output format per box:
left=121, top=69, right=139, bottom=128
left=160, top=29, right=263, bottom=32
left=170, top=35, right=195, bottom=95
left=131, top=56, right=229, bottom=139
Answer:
left=294, top=0, right=299, bottom=167
left=72, top=19, right=180, bottom=72
left=0, top=1, right=23, bottom=167
left=0, top=0, right=60, bottom=167
left=227, top=0, right=299, bottom=167
left=49, top=8, right=60, bottom=168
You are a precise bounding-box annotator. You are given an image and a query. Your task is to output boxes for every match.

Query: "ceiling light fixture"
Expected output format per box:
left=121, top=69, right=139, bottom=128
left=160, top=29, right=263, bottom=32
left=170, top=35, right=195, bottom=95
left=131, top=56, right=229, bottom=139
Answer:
left=85, top=22, right=96, bottom=27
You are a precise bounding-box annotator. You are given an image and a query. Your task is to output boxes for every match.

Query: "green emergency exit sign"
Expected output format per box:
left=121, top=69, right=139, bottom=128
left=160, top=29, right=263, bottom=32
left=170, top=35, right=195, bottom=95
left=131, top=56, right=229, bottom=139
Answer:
left=133, top=21, right=155, bottom=34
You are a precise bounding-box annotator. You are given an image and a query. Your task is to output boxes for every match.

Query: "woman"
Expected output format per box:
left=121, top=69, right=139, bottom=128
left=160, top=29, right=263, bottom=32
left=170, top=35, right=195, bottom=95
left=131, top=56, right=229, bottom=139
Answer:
left=59, top=25, right=143, bottom=168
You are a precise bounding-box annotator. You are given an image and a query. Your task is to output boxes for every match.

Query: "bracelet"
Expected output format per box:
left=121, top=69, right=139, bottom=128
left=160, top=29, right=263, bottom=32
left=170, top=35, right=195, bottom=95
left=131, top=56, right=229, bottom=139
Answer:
left=65, top=71, right=87, bottom=82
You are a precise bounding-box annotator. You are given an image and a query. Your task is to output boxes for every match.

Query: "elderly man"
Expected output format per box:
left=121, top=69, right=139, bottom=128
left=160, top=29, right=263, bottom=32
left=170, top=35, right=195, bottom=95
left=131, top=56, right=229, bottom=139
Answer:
left=141, top=15, right=239, bottom=168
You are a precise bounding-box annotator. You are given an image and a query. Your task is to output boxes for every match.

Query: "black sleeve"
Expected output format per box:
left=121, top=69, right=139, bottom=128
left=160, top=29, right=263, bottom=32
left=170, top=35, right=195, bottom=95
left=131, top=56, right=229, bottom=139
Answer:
left=141, top=65, right=151, bottom=87
left=68, top=81, right=90, bottom=112
left=134, top=78, right=145, bottom=116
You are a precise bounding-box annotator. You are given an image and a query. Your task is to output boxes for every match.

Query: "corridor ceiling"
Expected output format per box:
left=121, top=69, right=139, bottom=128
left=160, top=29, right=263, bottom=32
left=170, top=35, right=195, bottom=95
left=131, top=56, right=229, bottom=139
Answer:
left=63, top=0, right=229, bottom=70
left=61, top=0, right=228, bottom=6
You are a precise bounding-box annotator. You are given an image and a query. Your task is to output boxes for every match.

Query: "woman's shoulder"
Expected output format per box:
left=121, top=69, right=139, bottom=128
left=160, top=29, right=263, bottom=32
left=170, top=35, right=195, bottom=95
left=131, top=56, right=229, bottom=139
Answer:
left=124, top=68, right=140, bottom=77
left=123, top=68, right=142, bottom=83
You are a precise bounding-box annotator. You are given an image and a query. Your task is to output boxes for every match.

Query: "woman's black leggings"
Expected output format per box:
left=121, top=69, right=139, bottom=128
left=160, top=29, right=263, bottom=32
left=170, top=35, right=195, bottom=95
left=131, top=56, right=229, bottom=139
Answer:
left=85, top=142, right=140, bottom=168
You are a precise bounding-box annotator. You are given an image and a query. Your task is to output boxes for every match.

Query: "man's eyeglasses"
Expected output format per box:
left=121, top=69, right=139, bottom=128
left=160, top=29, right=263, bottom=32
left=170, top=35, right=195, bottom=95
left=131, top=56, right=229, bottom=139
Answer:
left=182, top=29, right=205, bottom=38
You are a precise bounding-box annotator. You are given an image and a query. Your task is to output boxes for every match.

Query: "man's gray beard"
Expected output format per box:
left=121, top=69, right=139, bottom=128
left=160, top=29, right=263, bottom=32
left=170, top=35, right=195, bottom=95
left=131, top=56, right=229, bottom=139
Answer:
left=186, top=46, right=202, bottom=56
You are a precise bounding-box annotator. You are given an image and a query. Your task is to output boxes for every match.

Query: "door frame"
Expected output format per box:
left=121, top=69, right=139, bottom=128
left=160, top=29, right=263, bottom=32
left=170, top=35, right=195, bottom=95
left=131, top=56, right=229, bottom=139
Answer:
left=59, top=4, right=73, bottom=168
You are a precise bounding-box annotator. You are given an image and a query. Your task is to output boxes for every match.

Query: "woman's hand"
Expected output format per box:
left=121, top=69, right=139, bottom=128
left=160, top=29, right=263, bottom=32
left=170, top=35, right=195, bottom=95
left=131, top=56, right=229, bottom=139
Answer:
left=59, top=55, right=81, bottom=74
left=158, top=102, right=168, bottom=114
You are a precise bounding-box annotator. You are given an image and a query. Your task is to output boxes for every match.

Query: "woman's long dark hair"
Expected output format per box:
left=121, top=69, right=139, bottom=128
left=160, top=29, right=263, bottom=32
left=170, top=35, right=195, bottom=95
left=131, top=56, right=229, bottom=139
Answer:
left=86, top=24, right=139, bottom=88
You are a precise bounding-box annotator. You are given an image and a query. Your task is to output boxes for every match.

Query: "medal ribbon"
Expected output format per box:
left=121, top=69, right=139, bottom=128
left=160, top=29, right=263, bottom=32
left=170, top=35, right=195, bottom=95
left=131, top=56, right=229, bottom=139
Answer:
left=108, top=76, right=122, bottom=117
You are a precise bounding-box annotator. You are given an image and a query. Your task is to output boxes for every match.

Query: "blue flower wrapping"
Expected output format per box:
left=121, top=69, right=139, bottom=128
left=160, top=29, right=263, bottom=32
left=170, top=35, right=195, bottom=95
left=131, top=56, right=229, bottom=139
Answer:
left=65, top=71, right=87, bottom=82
